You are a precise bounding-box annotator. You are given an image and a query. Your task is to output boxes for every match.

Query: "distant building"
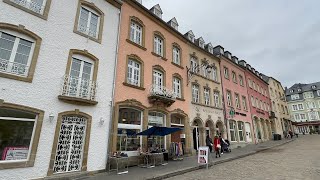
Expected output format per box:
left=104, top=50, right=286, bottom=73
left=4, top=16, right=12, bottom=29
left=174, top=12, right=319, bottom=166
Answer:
left=285, top=82, right=320, bottom=134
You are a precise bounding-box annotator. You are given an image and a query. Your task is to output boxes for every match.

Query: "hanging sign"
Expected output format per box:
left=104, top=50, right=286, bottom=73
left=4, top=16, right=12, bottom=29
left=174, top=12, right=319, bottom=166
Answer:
left=198, top=146, right=209, bottom=166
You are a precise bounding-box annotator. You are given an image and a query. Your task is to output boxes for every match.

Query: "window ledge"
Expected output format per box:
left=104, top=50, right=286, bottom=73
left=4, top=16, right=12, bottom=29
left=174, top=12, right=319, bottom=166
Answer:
left=0, top=160, right=34, bottom=170
left=3, top=0, right=51, bottom=20
left=126, top=39, right=147, bottom=51
left=58, top=95, right=98, bottom=106
left=171, top=62, right=184, bottom=69
left=0, top=72, right=32, bottom=83
left=74, top=30, right=101, bottom=44
left=176, top=97, right=185, bottom=101
left=194, top=74, right=220, bottom=84
left=151, top=52, right=167, bottom=61
left=191, top=102, right=223, bottom=110
left=123, top=82, right=145, bottom=91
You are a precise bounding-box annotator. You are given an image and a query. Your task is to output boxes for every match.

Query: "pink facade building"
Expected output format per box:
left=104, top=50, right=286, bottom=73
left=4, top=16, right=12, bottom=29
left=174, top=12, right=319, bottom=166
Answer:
left=214, top=46, right=254, bottom=147
left=239, top=60, right=273, bottom=143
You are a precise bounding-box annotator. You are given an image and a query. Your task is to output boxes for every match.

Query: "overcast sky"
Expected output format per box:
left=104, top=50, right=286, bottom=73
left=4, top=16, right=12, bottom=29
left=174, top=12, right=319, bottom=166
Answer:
left=142, top=0, right=320, bottom=88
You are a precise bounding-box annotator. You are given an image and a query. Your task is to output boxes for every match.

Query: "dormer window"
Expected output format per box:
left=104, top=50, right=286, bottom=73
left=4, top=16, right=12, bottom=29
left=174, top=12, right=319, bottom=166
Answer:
left=298, top=89, right=302, bottom=92
left=189, top=34, right=195, bottom=43
left=186, top=30, right=195, bottom=43
left=171, top=22, right=178, bottom=30
left=154, top=9, right=162, bottom=18
left=208, top=47, right=213, bottom=54
left=290, top=89, right=294, bottom=93
left=151, top=4, right=163, bottom=19
left=168, top=18, right=179, bottom=30
left=199, top=41, right=204, bottom=49
left=312, top=85, right=316, bottom=89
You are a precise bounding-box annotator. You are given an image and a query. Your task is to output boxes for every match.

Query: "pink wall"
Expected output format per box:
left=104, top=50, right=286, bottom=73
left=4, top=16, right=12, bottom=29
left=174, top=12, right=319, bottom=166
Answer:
left=114, top=2, right=190, bottom=113
left=220, top=58, right=252, bottom=123
left=245, top=71, right=271, bottom=120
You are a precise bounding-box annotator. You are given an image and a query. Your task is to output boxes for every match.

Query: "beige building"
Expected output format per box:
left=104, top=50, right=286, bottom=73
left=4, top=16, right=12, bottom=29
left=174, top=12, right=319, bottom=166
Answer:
left=184, top=31, right=225, bottom=154
left=262, top=75, right=292, bottom=137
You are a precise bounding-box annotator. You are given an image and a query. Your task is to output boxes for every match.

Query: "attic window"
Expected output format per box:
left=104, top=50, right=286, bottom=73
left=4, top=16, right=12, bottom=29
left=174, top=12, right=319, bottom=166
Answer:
left=298, top=89, right=301, bottom=92
left=312, top=85, right=316, bottom=89
left=290, top=90, right=294, bottom=93
left=199, top=41, right=204, bottom=49
left=171, top=22, right=178, bottom=30
left=154, top=9, right=162, bottom=18
left=188, top=34, right=194, bottom=43
left=208, top=47, right=213, bottom=54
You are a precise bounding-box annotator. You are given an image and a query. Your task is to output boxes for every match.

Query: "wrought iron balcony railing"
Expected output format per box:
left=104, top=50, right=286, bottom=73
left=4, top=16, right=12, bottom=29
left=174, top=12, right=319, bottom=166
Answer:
left=149, top=85, right=177, bottom=100
left=0, top=58, right=29, bottom=76
left=11, top=0, right=44, bottom=14
left=78, top=24, right=98, bottom=38
left=60, top=75, right=97, bottom=102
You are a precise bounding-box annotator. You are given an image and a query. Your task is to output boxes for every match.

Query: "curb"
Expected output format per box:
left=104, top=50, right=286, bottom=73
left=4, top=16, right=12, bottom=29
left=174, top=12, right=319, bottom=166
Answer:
left=146, top=139, right=295, bottom=180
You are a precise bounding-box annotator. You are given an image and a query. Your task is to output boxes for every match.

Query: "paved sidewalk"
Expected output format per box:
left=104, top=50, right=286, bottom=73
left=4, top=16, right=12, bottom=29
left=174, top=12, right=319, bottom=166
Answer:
left=82, top=138, right=295, bottom=180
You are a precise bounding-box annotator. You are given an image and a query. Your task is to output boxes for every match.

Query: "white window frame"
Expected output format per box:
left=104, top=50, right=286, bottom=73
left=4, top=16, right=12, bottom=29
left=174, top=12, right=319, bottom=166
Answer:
left=190, top=57, right=198, bottom=73
left=154, top=35, right=163, bottom=56
left=232, top=71, right=237, bottom=83
left=303, top=92, right=314, bottom=99
left=212, top=67, right=218, bottom=81
left=239, top=75, right=243, bottom=86
left=77, top=6, right=101, bottom=39
left=317, top=90, right=320, bottom=96
left=11, top=0, right=47, bottom=15
left=242, top=96, right=247, bottom=110
left=127, top=59, right=141, bottom=86
left=306, top=101, right=317, bottom=109
left=235, top=93, right=240, bottom=109
left=214, top=91, right=220, bottom=108
left=308, top=111, right=319, bottom=120
left=192, top=84, right=199, bottom=103
left=238, top=122, right=244, bottom=142
left=172, top=46, right=180, bottom=65
left=248, top=79, right=252, bottom=88
left=130, top=21, right=142, bottom=45
left=173, top=77, right=181, bottom=98
left=300, top=113, right=306, bottom=120
left=204, top=88, right=210, bottom=106
left=226, top=91, right=232, bottom=106
left=294, top=114, right=300, bottom=121
left=229, top=121, right=237, bottom=142
left=224, top=67, right=229, bottom=79
left=251, top=96, right=255, bottom=107
left=291, top=94, right=299, bottom=100
left=292, top=104, right=298, bottom=111
left=0, top=30, right=35, bottom=77
left=153, top=70, right=163, bottom=89
left=298, top=103, right=304, bottom=110
left=256, top=98, right=259, bottom=109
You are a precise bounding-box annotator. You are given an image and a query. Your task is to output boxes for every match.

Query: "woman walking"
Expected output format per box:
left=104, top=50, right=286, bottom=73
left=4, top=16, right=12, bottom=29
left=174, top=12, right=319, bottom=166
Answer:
left=213, top=135, right=221, bottom=158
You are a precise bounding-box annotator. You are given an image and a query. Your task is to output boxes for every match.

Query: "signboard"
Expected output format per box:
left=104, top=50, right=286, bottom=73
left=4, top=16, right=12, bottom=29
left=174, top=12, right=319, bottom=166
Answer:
left=1, top=147, right=29, bottom=160
left=148, top=116, right=163, bottom=124
left=198, top=146, right=209, bottom=166
left=180, top=134, right=186, bottom=138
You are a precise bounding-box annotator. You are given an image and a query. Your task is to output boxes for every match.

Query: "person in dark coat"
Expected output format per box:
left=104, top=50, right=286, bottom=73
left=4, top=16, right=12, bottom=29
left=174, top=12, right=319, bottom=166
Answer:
left=206, top=135, right=213, bottom=153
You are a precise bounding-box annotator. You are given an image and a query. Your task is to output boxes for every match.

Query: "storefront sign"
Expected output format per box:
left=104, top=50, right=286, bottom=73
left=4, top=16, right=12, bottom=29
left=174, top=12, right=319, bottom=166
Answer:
left=194, top=105, right=223, bottom=115
left=198, top=146, right=209, bottom=167
left=1, top=147, right=29, bottom=160
left=148, top=116, right=163, bottom=124
left=180, top=134, right=186, bottom=138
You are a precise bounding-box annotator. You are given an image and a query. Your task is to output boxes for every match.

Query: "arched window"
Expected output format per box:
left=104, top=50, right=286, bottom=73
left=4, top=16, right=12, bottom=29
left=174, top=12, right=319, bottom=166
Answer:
left=74, top=0, right=104, bottom=43
left=172, top=73, right=183, bottom=99
left=153, top=31, right=166, bottom=58
left=238, top=121, right=244, bottom=141
left=0, top=23, right=41, bottom=82
left=59, top=49, right=99, bottom=105
left=229, top=120, right=237, bottom=142
left=192, top=84, right=200, bottom=103
left=148, top=111, right=166, bottom=149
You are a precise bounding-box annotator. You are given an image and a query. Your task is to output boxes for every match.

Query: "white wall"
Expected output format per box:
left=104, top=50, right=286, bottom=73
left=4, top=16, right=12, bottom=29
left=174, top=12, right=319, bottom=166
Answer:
left=0, top=0, right=120, bottom=179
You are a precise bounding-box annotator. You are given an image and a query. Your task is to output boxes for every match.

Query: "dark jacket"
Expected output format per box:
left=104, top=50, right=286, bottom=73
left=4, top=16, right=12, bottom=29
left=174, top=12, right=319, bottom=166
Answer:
left=206, top=137, right=213, bottom=146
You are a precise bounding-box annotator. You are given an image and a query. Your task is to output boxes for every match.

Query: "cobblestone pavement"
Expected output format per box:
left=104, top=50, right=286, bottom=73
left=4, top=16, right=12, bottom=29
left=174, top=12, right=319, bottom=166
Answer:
left=167, top=135, right=320, bottom=180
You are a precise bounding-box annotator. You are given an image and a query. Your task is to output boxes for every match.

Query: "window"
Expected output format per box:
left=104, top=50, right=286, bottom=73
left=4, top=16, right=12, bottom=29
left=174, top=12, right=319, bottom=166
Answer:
left=224, top=67, right=229, bottom=79
left=213, top=91, right=220, bottom=108
left=117, top=108, right=142, bottom=152
left=303, top=92, right=314, bottom=99
left=257, top=84, right=260, bottom=93
left=248, top=79, right=252, bottom=88
left=256, top=98, right=259, bottom=109
left=190, top=57, right=198, bottom=73
left=173, top=77, right=181, bottom=98
left=204, top=88, right=210, bottom=105
left=229, top=121, right=237, bottom=142
left=264, top=102, right=267, bottom=111
left=290, top=89, right=294, bottom=93
left=298, top=104, right=304, bottom=110
left=294, top=114, right=300, bottom=121
left=292, top=104, right=298, bottom=111
left=127, top=59, right=141, bottom=86
left=235, top=93, right=240, bottom=109
left=153, top=70, right=163, bottom=90
left=226, top=90, right=232, bottom=106
left=239, top=75, right=244, bottom=86
left=300, top=114, right=306, bottom=120
left=202, top=65, right=210, bottom=78
left=238, top=122, right=244, bottom=141
left=308, top=111, right=319, bottom=120
left=306, top=101, right=317, bottom=109
left=130, top=21, right=142, bottom=45
left=75, top=3, right=103, bottom=41
left=199, top=41, right=205, bottom=49
left=4, top=0, right=51, bottom=19
left=317, top=90, right=320, bottom=96
left=0, top=31, right=34, bottom=77
left=242, top=96, right=247, bottom=110
left=291, top=94, right=299, bottom=100
left=260, top=100, right=263, bottom=110
left=172, top=46, right=180, bottom=65
left=253, top=81, right=256, bottom=91
left=192, top=84, right=199, bottom=103
left=154, top=35, right=164, bottom=56
left=251, top=96, right=255, bottom=107
left=281, top=105, right=285, bottom=114
left=212, top=67, right=218, bottom=81
left=285, top=106, right=289, bottom=114
left=232, top=71, right=237, bottom=83
left=298, top=88, right=301, bottom=92
left=148, top=112, right=166, bottom=149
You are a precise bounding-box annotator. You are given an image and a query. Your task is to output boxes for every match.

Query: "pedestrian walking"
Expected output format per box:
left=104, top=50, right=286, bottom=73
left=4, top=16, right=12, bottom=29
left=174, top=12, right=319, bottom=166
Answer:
left=206, top=135, right=213, bottom=153
left=213, top=135, right=221, bottom=158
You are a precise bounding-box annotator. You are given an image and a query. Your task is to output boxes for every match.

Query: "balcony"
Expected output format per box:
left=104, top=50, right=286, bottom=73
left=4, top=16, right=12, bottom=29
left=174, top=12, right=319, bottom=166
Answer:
left=148, top=85, right=176, bottom=107
left=58, top=75, right=98, bottom=105
left=269, top=111, right=276, bottom=119
left=11, top=0, right=44, bottom=14
left=0, top=58, right=29, bottom=76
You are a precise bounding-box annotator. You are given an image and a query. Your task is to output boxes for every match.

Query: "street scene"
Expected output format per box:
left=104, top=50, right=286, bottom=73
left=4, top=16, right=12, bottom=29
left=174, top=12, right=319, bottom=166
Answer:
left=0, top=0, right=320, bottom=180
left=168, top=135, right=320, bottom=180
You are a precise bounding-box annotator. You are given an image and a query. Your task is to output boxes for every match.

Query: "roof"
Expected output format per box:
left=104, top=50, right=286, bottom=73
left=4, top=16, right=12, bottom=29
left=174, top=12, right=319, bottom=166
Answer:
left=185, top=30, right=194, bottom=37
left=261, top=74, right=270, bottom=83
left=167, top=17, right=178, bottom=25
left=286, top=82, right=320, bottom=95
left=150, top=4, right=163, bottom=13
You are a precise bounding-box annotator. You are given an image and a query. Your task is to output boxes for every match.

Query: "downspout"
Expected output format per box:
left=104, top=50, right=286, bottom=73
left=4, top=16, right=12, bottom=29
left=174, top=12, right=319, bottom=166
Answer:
left=107, top=3, right=122, bottom=164
left=217, top=56, right=229, bottom=141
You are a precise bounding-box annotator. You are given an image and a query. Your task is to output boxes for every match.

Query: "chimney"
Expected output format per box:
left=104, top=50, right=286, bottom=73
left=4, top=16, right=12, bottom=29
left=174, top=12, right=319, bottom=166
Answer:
left=213, top=45, right=224, bottom=55
left=224, top=51, right=232, bottom=59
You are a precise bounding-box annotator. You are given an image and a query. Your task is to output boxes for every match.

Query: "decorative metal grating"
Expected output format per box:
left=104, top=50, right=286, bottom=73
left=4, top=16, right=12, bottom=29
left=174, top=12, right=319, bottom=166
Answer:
left=53, top=116, right=87, bottom=173
left=11, top=0, right=44, bottom=14
left=61, top=75, right=97, bottom=101
left=0, top=58, right=29, bottom=76
left=149, top=84, right=177, bottom=100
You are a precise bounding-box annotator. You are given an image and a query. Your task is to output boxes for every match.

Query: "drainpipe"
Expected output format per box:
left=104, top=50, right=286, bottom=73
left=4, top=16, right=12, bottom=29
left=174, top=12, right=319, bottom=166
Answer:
left=217, top=56, right=229, bottom=140
left=107, top=3, right=122, bottom=165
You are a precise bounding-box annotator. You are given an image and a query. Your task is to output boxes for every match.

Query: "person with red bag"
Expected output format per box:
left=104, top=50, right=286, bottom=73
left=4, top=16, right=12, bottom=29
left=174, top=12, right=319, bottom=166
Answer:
left=213, top=135, right=221, bottom=158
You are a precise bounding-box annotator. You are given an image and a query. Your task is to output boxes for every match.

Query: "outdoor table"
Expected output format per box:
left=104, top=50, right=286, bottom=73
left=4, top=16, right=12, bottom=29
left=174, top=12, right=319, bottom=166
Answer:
left=140, top=153, right=156, bottom=168
left=108, top=156, right=129, bottom=174
left=153, top=153, right=164, bottom=165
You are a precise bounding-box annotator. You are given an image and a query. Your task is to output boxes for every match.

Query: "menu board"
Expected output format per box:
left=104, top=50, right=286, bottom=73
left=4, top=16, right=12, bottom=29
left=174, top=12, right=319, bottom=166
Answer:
left=1, top=147, right=29, bottom=160
left=198, top=146, right=209, bottom=165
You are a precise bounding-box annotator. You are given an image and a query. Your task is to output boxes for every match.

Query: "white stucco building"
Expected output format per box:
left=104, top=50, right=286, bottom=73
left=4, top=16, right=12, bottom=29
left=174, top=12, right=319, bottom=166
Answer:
left=0, top=0, right=121, bottom=179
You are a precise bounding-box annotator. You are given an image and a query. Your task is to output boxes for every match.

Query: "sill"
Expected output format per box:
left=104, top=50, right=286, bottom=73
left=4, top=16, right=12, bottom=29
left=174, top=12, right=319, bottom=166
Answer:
left=74, top=30, right=101, bottom=44
left=194, top=74, right=220, bottom=84
left=0, top=160, right=34, bottom=170
left=3, top=0, right=49, bottom=20
left=58, top=95, right=98, bottom=106
left=176, top=97, right=185, bottom=101
left=126, top=39, right=147, bottom=51
left=0, top=72, right=32, bottom=83
left=123, top=82, right=145, bottom=91
left=191, top=102, right=223, bottom=110
left=171, top=62, right=184, bottom=69
left=151, top=52, right=167, bottom=61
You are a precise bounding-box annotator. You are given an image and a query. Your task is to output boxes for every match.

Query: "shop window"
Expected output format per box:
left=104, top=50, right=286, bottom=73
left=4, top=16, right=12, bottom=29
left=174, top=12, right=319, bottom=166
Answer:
left=117, top=128, right=140, bottom=152
left=229, top=120, right=237, bottom=142
left=148, top=112, right=165, bottom=149
left=118, top=108, right=141, bottom=125
left=238, top=122, right=244, bottom=141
